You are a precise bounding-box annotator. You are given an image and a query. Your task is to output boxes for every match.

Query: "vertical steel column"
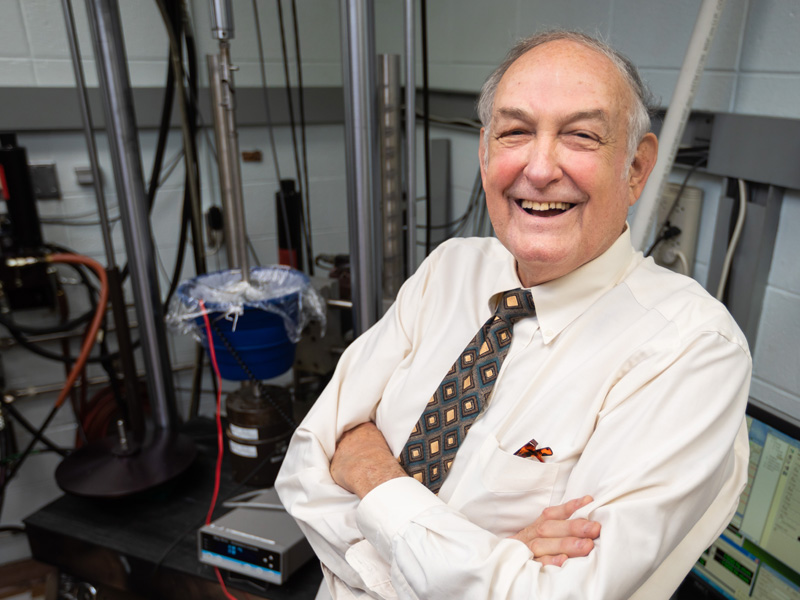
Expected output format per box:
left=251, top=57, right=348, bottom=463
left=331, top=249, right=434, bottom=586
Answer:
left=340, top=0, right=380, bottom=335
left=403, top=0, right=417, bottom=276
left=63, top=0, right=144, bottom=439
left=208, top=45, right=250, bottom=280
left=379, top=55, right=403, bottom=300
left=85, top=0, right=177, bottom=429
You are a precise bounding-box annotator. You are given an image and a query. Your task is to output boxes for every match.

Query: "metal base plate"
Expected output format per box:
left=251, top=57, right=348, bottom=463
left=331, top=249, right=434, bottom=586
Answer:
left=55, top=428, right=196, bottom=498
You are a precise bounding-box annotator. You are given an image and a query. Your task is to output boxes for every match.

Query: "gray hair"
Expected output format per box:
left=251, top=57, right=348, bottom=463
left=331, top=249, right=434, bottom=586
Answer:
left=477, top=30, right=656, bottom=161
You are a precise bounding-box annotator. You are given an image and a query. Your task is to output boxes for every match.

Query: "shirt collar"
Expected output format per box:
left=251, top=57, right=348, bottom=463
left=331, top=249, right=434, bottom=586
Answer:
left=532, top=227, right=638, bottom=344
left=484, top=226, right=639, bottom=345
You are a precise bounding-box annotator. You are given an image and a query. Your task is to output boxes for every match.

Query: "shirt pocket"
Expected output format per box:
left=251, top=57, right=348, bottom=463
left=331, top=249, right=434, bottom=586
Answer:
left=457, top=433, right=559, bottom=536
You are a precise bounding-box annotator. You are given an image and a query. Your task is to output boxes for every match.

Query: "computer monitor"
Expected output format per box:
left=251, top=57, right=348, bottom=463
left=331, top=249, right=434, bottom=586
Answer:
left=676, top=401, right=800, bottom=599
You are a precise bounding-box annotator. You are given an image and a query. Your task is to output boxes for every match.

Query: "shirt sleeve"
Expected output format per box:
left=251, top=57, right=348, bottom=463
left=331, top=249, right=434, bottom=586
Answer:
left=353, top=329, right=751, bottom=600
left=274, top=249, right=441, bottom=597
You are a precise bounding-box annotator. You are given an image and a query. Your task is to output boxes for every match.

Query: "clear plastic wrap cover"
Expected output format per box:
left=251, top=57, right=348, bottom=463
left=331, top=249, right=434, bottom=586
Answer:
left=167, top=266, right=326, bottom=343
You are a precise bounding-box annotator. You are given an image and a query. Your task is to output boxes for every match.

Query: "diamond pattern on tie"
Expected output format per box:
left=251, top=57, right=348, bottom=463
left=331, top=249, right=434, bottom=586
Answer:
left=399, top=288, right=535, bottom=493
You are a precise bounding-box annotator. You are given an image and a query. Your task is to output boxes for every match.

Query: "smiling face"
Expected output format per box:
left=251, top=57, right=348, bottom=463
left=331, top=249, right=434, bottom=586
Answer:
left=479, top=39, right=657, bottom=287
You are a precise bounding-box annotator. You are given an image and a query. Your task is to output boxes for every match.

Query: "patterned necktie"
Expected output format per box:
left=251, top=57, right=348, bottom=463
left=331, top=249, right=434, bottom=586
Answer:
left=400, top=288, right=535, bottom=493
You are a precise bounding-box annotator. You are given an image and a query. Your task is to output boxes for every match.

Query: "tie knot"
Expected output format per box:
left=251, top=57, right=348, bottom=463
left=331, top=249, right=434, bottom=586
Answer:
left=495, top=288, right=536, bottom=324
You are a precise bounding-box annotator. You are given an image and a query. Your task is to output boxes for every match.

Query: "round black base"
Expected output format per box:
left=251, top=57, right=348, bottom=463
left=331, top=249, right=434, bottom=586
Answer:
left=55, top=429, right=197, bottom=498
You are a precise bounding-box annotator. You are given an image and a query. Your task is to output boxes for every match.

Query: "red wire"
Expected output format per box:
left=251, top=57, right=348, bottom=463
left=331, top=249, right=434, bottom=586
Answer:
left=47, top=254, right=108, bottom=409
left=198, top=300, right=239, bottom=600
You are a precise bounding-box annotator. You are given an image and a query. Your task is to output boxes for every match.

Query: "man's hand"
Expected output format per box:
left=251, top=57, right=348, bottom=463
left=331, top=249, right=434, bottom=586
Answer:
left=511, top=495, right=601, bottom=567
left=330, top=421, right=408, bottom=499
left=331, top=423, right=600, bottom=567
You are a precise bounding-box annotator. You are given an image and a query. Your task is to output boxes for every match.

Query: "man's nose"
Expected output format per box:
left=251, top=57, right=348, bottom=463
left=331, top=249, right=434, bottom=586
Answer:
left=522, top=137, right=562, bottom=188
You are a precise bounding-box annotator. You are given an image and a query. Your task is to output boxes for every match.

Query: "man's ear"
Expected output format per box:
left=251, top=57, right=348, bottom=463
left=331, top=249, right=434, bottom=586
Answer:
left=627, top=132, right=658, bottom=207
left=479, top=127, right=488, bottom=180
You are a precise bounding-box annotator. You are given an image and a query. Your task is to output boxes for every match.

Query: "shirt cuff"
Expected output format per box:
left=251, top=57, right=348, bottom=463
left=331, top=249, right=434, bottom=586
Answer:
left=355, top=476, right=442, bottom=563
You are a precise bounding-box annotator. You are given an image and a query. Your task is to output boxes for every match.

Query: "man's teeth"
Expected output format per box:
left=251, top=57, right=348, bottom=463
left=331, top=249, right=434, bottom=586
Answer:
left=520, top=200, right=572, bottom=211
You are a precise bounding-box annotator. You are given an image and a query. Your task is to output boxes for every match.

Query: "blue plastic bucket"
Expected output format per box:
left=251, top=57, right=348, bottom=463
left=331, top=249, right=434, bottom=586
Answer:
left=200, top=307, right=296, bottom=381
left=177, top=267, right=308, bottom=381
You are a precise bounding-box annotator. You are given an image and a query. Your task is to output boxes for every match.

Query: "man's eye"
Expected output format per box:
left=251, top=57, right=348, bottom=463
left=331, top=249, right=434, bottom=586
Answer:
left=499, top=130, right=526, bottom=138
left=572, top=132, right=597, bottom=141
left=565, top=131, right=602, bottom=148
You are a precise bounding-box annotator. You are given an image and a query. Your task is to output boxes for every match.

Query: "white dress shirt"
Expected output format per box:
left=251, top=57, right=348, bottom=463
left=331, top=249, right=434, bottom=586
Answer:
left=275, top=230, right=751, bottom=600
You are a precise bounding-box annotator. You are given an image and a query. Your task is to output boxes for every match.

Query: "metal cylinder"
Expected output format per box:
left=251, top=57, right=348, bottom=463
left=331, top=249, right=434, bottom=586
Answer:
left=85, top=0, right=177, bottom=429
left=340, top=0, right=381, bottom=335
left=379, top=55, right=404, bottom=300
left=207, top=44, right=250, bottom=281
left=209, top=0, right=234, bottom=40
left=62, top=0, right=144, bottom=440
left=225, top=384, right=293, bottom=487
left=403, top=0, right=417, bottom=277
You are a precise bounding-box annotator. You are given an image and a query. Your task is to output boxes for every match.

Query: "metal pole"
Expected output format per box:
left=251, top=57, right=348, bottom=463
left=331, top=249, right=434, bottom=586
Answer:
left=63, top=0, right=144, bottom=439
left=631, top=0, right=727, bottom=251
left=62, top=0, right=114, bottom=267
left=404, top=0, right=417, bottom=275
left=379, top=55, right=403, bottom=300
left=340, top=0, right=380, bottom=335
left=85, top=0, right=177, bottom=429
left=207, top=45, right=250, bottom=280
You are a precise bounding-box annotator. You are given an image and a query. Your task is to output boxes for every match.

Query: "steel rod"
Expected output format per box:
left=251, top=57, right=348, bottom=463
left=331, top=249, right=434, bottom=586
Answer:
left=85, top=0, right=177, bottom=429
left=403, top=0, right=417, bottom=276
left=207, top=45, right=250, bottom=280
left=340, top=0, right=380, bottom=334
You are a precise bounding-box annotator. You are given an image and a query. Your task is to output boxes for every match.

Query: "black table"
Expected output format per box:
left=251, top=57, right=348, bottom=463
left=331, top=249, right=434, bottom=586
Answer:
left=24, top=419, right=322, bottom=599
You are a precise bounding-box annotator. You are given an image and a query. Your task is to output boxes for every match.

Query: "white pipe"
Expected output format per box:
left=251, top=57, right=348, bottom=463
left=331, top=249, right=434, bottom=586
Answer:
left=631, top=0, right=727, bottom=251
left=716, top=179, right=747, bottom=301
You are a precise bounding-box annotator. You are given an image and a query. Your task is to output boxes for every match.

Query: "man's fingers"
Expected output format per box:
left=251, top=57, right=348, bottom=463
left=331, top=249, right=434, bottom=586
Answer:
left=529, top=537, right=595, bottom=560
left=509, top=495, right=600, bottom=567
left=536, top=554, right=568, bottom=568
left=534, top=517, right=601, bottom=541
left=540, top=495, right=593, bottom=521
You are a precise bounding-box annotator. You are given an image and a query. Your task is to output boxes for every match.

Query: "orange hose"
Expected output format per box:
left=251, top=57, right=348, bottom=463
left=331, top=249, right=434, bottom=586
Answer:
left=47, top=254, right=109, bottom=409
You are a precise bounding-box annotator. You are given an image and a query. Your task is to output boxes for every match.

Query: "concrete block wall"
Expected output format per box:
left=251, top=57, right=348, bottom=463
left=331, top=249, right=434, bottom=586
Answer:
left=1, top=0, right=800, bottom=565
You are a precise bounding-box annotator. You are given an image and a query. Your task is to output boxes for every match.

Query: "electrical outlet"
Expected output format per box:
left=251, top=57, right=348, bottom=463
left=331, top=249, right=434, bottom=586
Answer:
left=653, top=182, right=703, bottom=277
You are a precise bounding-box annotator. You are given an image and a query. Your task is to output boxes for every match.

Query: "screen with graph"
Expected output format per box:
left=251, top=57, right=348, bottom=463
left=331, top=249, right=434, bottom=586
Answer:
left=677, top=402, right=800, bottom=599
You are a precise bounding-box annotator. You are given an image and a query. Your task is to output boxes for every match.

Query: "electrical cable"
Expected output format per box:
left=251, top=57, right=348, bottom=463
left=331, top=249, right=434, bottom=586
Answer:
left=290, top=0, right=314, bottom=275
left=644, top=225, right=682, bottom=258
left=415, top=168, right=484, bottom=243
left=154, top=0, right=207, bottom=280
left=276, top=0, right=304, bottom=202
left=420, top=0, right=432, bottom=255
left=1, top=253, right=106, bottom=492
left=48, top=254, right=108, bottom=410
left=0, top=253, right=98, bottom=336
left=251, top=0, right=283, bottom=184
left=251, top=0, right=294, bottom=272
left=153, top=0, right=208, bottom=418
left=200, top=300, right=241, bottom=600
left=674, top=250, right=690, bottom=275
left=716, top=179, right=748, bottom=302
left=0, top=397, right=68, bottom=457
left=660, top=248, right=691, bottom=276
left=146, top=44, right=176, bottom=213
left=645, top=154, right=707, bottom=258
left=275, top=0, right=314, bottom=274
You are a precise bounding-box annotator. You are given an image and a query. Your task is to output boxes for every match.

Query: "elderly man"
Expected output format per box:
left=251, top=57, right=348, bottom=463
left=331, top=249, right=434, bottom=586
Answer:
left=276, top=30, right=750, bottom=600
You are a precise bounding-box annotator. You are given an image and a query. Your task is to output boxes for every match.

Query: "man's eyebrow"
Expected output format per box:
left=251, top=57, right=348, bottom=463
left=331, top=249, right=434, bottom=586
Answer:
left=566, top=109, right=610, bottom=125
left=493, top=107, right=610, bottom=125
left=494, top=107, right=532, bottom=122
